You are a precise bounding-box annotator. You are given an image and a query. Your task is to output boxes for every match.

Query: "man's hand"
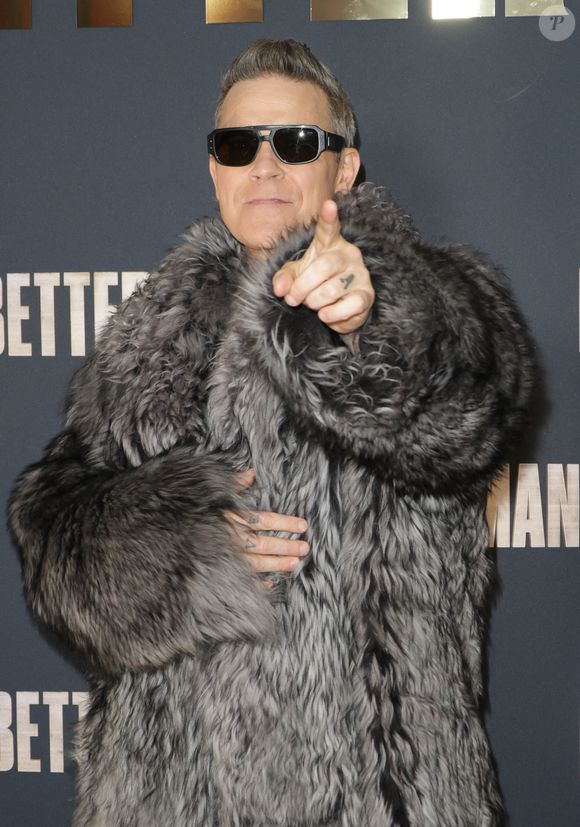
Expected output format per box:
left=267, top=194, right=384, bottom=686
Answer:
left=272, top=199, right=374, bottom=335
left=225, top=468, right=310, bottom=590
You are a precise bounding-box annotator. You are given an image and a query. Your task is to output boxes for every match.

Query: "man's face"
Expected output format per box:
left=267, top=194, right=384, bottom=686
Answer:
left=209, top=75, right=360, bottom=257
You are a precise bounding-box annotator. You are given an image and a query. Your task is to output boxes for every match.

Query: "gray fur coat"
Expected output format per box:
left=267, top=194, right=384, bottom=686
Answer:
left=7, top=185, right=534, bottom=827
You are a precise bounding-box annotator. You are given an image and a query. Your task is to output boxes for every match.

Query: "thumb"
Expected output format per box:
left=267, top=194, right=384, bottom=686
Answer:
left=234, top=467, right=256, bottom=490
left=273, top=262, right=297, bottom=297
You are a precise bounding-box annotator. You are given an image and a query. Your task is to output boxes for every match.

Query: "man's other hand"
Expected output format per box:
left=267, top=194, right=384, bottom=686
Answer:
left=272, top=199, right=374, bottom=335
left=225, top=468, right=310, bottom=590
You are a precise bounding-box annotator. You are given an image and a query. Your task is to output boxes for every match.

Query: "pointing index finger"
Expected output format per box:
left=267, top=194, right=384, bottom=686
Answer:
left=313, top=199, right=341, bottom=251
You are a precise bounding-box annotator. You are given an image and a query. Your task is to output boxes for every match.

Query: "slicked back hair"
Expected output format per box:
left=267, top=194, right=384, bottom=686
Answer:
left=214, top=38, right=357, bottom=147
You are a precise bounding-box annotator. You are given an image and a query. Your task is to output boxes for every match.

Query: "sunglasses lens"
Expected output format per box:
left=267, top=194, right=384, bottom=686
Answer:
left=273, top=128, right=319, bottom=163
left=214, top=130, right=259, bottom=166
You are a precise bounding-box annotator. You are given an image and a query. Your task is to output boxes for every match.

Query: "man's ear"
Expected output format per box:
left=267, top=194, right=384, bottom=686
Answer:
left=209, top=155, right=219, bottom=199
left=334, top=148, right=361, bottom=193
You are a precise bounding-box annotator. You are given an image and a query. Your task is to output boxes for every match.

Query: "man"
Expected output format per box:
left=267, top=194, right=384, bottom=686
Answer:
left=210, top=49, right=372, bottom=583
left=8, top=38, right=534, bottom=827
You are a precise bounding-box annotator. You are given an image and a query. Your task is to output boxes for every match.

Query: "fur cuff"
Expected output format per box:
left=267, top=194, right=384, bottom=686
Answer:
left=7, top=439, right=279, bottom=678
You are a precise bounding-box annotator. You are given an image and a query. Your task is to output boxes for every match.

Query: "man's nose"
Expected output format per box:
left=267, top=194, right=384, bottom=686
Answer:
left=249, top=140, right=284, bottom=179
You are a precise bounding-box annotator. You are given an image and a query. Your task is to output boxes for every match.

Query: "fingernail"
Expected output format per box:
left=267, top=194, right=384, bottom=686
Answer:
left=299, top=520, right=308, bottom=531
left=285, top=295, right=298, bottom=307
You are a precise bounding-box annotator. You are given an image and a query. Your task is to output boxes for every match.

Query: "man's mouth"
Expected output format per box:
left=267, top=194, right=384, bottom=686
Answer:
left=245, top=197, right=292, bottom=205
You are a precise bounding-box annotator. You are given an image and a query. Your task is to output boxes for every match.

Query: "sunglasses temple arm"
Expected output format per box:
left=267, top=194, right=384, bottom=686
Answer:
left=326, top=133, right=345, bottom=152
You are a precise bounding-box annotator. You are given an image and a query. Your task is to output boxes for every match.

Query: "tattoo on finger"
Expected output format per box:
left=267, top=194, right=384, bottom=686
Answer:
left=340, top=273, right=354, bottom=291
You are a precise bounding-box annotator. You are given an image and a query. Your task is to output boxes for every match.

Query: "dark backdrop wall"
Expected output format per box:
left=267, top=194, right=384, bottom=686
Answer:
left=1, top=2, right=578, bottom=825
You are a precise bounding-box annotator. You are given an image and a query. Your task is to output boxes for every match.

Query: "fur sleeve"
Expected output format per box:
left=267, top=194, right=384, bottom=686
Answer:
left=235, top=185, right=536, bottom=494
left=7, top=437, right=278, bottom=678
left=6, top=226, right=278, bottom=678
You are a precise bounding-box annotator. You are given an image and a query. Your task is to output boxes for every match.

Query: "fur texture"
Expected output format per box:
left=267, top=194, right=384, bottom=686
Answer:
left=7, top=184, right=535, bottom=826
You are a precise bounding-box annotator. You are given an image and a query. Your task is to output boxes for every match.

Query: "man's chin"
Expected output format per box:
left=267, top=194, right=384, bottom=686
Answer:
left=241, top=222, right=298, bottom=259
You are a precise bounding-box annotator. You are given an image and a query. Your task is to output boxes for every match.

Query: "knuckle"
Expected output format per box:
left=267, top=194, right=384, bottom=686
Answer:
left=339, top=237, right=353, bottom=254
left=356, top=292, right=368, bottom=312
left=350, top=244, right=363, bottom=263
left=321, top=280, right=342, bottom=304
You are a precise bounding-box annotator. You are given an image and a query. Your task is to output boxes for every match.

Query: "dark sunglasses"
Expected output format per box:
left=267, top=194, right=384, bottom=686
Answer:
left=207, top=124, right=346, bottom=167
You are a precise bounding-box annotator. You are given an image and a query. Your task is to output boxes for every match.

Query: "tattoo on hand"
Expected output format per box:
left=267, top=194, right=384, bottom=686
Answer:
left=245, top=536, right=257, bottom=549
left=339, top=273, right=354, bottom=291
left=247, top=514, right=260, bottom=525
